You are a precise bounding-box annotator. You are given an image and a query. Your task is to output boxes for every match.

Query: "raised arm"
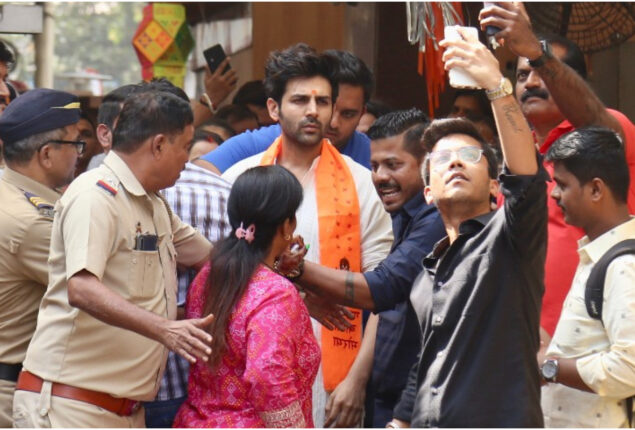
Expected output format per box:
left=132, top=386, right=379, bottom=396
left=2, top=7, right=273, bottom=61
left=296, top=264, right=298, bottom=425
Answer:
left=479, top=2, right=623, bottom=139
left=192, top=58, right=238, bottom=128
left=440, top=28, right=537, bottom=175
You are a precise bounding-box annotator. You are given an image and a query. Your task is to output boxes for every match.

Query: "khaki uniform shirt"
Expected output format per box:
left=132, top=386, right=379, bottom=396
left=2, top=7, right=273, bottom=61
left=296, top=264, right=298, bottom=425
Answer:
left=0, top=169, right=59, bottom=364
left=23, top=152, right=211, bottom=401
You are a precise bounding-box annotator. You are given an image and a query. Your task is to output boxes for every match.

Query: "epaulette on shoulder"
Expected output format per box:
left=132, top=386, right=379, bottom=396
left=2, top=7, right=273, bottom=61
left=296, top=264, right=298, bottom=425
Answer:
left=23, top=191, right=55, bottom=218
left=96, top=179, right=118, bottom=196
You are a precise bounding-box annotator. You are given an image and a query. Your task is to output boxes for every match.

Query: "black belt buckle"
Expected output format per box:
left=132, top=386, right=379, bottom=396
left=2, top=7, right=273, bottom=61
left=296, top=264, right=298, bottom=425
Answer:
left=0, top=362, right=22, bottom=382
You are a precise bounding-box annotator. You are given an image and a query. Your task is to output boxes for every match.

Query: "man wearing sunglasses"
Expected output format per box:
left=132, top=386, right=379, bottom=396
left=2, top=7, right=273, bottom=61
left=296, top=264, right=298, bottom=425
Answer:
left=0, top=88, right=81, bottom=427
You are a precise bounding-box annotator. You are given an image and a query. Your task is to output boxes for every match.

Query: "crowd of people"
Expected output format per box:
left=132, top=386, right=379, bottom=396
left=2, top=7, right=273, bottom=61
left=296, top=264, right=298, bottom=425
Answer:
left=0, top=2, right=634, bottom=428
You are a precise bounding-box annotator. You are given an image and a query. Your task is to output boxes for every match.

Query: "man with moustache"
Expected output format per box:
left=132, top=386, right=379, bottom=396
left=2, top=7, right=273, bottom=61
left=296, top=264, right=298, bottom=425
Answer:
left=277, top=108, right=446, bottom=427
left=222, top=43, right=393, bottom=427
left=289, top=28, right=549, bottom=426
left=479, top=2, right=635, bottom=339
left=198, top=49, right=374, bottom=173
left=13, top=90, right=214, bottom=428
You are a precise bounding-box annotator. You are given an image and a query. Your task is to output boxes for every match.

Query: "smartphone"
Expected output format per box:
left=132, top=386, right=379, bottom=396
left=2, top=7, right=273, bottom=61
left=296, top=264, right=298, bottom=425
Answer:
left=444, top=26, right=481, bottom=89
left=483, top=2, right=502, bottom=48
left=203, top=44, right=230, bottom=74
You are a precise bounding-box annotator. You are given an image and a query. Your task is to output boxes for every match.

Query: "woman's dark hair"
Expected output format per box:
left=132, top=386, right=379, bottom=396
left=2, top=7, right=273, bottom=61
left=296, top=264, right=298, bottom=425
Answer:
left=203, top=165, right=303, bottom=368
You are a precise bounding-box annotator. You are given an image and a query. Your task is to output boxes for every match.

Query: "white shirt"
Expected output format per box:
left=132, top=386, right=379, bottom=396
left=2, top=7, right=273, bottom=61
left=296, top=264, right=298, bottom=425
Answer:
left=542, top=217, right=635, bottom=428
left=223, top=145, right=393, bottom=426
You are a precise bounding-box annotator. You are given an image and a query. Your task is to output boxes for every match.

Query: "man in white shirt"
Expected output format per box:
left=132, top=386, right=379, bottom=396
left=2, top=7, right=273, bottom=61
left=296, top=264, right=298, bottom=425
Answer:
left=539, top=126, right=635, bottom=427
left=223, top=43, right=392, bottom=427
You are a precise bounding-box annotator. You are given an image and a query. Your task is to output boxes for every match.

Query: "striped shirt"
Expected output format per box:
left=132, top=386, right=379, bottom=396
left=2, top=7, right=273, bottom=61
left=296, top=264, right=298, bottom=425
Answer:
left=155, top=162, right=232, bottom=401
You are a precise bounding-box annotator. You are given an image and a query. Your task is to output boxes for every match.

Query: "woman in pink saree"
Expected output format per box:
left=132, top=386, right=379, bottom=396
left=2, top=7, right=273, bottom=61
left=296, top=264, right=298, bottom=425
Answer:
left=173, top=166, right=319, bottom=428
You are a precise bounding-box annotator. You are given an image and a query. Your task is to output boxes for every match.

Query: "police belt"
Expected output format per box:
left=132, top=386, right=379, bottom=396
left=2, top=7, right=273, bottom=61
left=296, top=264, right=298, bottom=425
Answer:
left=15, top=371, right=141, bottom=416
left=0, top=362, right=22, bottom=382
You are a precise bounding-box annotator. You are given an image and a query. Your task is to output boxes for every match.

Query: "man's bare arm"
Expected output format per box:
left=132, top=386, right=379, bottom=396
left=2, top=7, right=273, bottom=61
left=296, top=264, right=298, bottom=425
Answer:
left=479, top=2, right=623, bottom=139
left=68, top=270, right=213, bottom=364
left=298, top=261, right=376, bottom=311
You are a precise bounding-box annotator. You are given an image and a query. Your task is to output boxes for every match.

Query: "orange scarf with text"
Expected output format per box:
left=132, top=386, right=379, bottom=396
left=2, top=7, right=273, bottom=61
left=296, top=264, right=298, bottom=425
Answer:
left=260, top=136, right=362, bottom=391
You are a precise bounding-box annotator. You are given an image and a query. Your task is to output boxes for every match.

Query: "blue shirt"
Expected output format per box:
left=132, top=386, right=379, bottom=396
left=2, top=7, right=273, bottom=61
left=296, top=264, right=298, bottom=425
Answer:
left=363, top=193, right=445, bottom=413
left=200, top=124, right=371, bottom=171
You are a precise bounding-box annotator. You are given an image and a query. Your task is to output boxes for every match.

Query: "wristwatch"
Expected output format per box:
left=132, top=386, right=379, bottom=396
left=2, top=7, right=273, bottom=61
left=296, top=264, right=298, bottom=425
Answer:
left=528, top=40, right=553, bottom=68
left=485, top=77, right=513, bottom=101
left=540, top=358, right=559, bottom=383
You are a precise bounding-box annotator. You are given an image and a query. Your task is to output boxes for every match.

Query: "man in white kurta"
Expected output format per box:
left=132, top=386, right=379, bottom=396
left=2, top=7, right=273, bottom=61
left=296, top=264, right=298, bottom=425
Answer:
left=222, top=44, right=392, bottom=427
left=223, top=142, right=392, bottom=426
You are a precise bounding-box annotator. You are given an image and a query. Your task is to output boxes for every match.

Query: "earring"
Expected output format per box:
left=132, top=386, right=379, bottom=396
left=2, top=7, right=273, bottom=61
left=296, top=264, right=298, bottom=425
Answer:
left=284, top=234, right=291, bottom=241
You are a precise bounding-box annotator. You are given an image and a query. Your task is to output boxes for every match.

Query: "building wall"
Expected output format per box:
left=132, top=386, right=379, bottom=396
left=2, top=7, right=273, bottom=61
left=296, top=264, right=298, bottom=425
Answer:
left=193, top=2, right=634, bottom=122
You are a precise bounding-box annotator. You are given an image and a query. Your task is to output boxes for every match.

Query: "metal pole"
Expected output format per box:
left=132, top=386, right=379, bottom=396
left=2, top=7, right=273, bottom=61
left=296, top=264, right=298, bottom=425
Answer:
left=34, top=2, right=54, bottom=88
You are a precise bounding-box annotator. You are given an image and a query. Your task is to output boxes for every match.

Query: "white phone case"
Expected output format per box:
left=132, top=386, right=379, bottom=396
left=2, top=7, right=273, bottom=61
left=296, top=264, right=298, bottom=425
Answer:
left=444, top=26, right=481, bottom=89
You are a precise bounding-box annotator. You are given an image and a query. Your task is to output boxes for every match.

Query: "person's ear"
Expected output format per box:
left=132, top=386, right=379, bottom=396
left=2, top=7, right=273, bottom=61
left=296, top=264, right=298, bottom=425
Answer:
left=96, top=124, right=112, bottom=150
left=267, top=98, right=280, bottom=122
left=281, top=217, right=295, bottom=240
left=37, top=143, right=54, bottom=169
left=423, top=185, right=434, bottom=205
left=150, top=134, right=167, bottom=159
left=588, top=177, right=604, bottom=203
left=489, top=179, right=500, bottom=209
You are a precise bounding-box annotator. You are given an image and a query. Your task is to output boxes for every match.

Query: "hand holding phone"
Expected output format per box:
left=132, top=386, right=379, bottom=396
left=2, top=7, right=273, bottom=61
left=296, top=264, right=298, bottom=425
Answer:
left=201, top=44, right=238, bottom=111
left=443, top=26, right=481, bottom=89
left=203, top=44, right=231, bottom=75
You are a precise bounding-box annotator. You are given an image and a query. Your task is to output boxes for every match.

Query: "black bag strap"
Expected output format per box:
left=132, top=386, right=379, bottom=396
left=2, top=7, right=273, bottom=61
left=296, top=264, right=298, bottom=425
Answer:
left=584, top=239, right=635, bottom=427
left=585, top=239, right=635, bottom=321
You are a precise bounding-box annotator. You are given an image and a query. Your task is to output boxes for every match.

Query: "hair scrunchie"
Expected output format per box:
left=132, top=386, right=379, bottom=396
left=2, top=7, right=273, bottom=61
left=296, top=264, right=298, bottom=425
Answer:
left=235, top=222, right=256, bottom=243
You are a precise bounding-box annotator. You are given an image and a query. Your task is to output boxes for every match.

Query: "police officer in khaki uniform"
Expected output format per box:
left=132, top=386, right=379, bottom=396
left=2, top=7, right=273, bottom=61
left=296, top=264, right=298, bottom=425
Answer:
left=0, top=88, right=82, bottom=428
left=13, top=90, right=214, bottom=428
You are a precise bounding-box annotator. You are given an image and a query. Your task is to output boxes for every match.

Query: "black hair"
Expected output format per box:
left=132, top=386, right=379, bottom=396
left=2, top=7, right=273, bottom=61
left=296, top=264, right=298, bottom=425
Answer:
left=367, top=108, right=430, bottom=161
left=199, top=117, right=236, bottom=139
left=79, top=112, right=95, bottom=129
left=421, top=118, right=498, bottom=185
left=193, top=129, right=224, bottom=146
left=232, top=80, right=267, bottom=107
left=97, top=84, right=143, bottom=129
left=0, top=41, right=15, bottom=67
left=537, top=33, right=587, bottom=79
left=365, top=100, right=393, bottom=119
left=264, top=43, right=337, bottom=105
left=215, top=104, right=258, bottom=124
left=546, top=126, right=629, bottom=203
left=143, top=77, right=190, bottom=102
left=322, top=49, right=374, bottom=104
left=202, top=165, right=303, bottom=368
left=451, top=89, right=493, bottom=119
left=112, top=90, right=193, bottom=153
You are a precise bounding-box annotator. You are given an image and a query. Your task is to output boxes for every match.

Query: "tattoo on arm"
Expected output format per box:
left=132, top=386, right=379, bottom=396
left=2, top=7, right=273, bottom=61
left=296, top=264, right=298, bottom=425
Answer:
left=345, top=271, right=354, bottom=306
left=502, top=103, right=524, bottom=133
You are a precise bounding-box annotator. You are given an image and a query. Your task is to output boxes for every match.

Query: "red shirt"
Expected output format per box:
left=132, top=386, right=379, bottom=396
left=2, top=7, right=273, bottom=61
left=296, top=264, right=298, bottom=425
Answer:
left=539, top=109, right=635, bottom=335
